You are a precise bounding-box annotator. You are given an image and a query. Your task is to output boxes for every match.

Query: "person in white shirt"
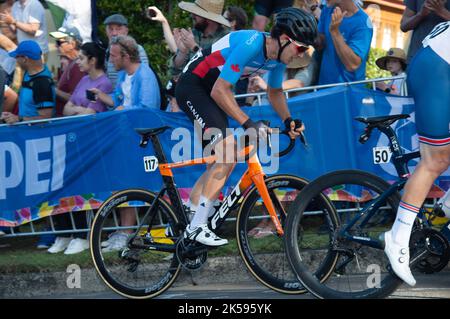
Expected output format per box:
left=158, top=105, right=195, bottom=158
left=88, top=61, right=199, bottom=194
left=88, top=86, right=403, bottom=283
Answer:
left=0, top=0, right=49, bottom=58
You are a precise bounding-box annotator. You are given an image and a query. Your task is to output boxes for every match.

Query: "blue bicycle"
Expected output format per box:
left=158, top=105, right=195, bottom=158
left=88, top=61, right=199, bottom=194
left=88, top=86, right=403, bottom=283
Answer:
left=284, top=114, right=450, bottom=299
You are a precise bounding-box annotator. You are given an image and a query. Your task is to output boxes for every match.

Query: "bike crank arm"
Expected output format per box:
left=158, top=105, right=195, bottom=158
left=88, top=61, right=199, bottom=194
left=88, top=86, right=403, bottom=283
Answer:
left=128, top=242, right=176, bottom=253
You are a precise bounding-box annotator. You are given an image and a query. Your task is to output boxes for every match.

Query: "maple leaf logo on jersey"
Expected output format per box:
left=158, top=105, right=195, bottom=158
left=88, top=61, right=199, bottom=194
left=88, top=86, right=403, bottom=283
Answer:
left=231, top=64, right=241, bottom=73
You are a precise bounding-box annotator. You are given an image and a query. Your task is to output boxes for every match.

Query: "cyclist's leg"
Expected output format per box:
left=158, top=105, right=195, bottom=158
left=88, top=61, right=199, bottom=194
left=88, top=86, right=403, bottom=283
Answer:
left=385, top=46, right=450, bottom=286
left=188, top=135, right=236, bottom=242
left=176, top=73, right=234, bottom=246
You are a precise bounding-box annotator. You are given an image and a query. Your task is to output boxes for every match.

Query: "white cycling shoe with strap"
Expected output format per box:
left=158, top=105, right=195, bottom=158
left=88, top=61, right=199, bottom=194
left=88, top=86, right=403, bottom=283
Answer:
left=184, top=224, right=228, bottom=247
left=383, top=230, right=416, bottom=286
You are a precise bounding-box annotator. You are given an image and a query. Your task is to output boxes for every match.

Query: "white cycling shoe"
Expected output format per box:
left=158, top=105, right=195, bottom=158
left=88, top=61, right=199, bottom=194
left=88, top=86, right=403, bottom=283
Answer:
left=184, top=224, right=228, bottom=247
left=383, top=230, right=416, bottom=287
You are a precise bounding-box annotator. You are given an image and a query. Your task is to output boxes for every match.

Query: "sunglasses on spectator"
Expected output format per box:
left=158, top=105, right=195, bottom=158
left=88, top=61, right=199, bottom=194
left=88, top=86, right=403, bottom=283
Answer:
left=287, top=36, right=309, bottom=54
left=56, top=39, right=68, bottom=46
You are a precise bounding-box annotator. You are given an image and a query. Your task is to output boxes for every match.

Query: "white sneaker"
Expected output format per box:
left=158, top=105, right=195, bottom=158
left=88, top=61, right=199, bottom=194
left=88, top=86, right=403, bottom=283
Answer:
left=64, top=238, right=89, bottom=255
left=48, top=237, right=72, bottom=254
left=184, top=224, right=228, bottom=247
left=383, top=231, right=416, bottom=286
left=101, top=232, right=129, bottom=252
left=101, top=231, right=122, bottom=248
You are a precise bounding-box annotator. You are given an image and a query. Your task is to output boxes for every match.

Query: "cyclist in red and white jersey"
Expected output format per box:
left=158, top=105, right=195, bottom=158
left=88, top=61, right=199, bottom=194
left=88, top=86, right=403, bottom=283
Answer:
left=175, top=8, right=318, bottom=246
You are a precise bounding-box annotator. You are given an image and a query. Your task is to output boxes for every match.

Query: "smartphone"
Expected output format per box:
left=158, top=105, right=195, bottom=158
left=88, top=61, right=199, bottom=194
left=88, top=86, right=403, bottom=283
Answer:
left=148, top=8, right=157, bottom=18
left=86, top=90, right=96, bottom=101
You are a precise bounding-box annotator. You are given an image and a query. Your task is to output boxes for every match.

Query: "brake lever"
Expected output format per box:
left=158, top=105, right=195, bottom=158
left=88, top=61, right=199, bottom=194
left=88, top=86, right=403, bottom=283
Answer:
left=299, top=131, right=308, bottom=148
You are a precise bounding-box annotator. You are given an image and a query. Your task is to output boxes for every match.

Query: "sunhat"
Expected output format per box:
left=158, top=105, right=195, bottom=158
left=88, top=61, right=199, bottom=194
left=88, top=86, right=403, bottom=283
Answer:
left=178, top=0, right=231, bottom=27
left=376, top=48, right=407, bottom=70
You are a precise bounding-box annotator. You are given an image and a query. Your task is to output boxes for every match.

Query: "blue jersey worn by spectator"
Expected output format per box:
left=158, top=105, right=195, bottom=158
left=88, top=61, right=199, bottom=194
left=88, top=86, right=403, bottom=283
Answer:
left=318, top=6, right=373, bottom=85
left=19, top=65, right=56, bottom=117
left=110, top=63, right=161, bottom=110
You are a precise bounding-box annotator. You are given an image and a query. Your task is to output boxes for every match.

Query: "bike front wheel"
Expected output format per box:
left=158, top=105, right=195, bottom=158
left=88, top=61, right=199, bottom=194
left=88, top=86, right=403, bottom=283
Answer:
left=236, top=174, right=339, bottom=294
left=284, top=170, right=403, bottom=299
left=90, top=189, right=182, bottom=299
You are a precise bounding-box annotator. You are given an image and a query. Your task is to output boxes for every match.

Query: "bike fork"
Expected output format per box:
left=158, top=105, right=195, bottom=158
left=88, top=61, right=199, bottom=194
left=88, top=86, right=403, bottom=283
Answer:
left=252, top=173, right=284, bottom=236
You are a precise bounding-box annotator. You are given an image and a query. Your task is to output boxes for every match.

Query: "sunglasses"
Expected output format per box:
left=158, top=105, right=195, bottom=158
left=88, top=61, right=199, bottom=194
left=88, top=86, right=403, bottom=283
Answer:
left=287, top=36, right=309, bottom=54
left=56, top=39, right=68, bottom=46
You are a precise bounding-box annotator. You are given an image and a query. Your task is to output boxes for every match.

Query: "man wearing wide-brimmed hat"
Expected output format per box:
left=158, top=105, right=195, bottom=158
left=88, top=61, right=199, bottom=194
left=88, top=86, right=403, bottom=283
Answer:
left=170, top=0, right=230, bottom=77
left=375, top=48, right=407, bottom=95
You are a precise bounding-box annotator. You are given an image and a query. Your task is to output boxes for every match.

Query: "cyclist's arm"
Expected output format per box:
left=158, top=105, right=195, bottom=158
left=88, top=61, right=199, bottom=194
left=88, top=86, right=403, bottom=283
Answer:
left=267, top=63, right=291, bottom=121
left=211, top=78, right=249, bottom=125
left=267, top=87, right=291, bottom=122
left=212, top=32, right=264, bottom=124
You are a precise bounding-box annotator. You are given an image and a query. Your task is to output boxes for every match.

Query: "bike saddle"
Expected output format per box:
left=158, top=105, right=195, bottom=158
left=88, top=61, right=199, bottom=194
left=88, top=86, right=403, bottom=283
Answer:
left=135, top=126, right=171, bottom=137
left=354, top=114, right=410, bottom=127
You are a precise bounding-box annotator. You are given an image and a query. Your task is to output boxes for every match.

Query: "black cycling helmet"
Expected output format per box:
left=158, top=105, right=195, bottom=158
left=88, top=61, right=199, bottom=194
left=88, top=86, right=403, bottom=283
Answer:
left=271, top=7, right=318, bottom=46
left=271, top=7, right=318, bottom=62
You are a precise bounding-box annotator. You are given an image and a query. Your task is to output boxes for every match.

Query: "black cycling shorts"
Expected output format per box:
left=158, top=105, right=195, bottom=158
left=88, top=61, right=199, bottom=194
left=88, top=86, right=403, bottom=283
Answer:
left=175, top=72, right=229, bottom=150
left=254, top=0, right=294, bottom=17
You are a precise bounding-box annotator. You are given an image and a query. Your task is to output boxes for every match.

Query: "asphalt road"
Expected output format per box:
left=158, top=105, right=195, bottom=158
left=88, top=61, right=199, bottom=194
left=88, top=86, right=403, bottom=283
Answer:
left=47, top=272, right=450, bottom=299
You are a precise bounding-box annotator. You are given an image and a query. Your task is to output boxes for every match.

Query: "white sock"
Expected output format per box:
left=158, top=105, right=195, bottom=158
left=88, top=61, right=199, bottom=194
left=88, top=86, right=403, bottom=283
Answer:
left=207, top=199, right=222, bottom=218
left=190, top=196, right=213, bottom=228
left=188, top=200, right=198, bottom=214
left=391, top=201, right=420, bottom=246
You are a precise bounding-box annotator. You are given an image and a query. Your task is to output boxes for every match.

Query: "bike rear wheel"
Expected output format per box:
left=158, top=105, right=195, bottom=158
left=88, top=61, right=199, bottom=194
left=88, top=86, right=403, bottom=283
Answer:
left=90, top=189, right=182, bottom=299
left=285, top=170, right=403, bottom=299
left=236, top=174, right=339, bottom=294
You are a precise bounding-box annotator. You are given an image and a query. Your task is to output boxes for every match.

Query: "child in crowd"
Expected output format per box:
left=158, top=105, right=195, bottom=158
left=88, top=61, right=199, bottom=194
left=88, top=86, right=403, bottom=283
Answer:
left=375, top=48, right=408, bottom=95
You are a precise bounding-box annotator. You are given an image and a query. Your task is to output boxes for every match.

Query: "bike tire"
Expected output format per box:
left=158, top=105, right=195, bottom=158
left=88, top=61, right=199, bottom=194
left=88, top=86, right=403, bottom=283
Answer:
left=285, top=170, right=403, bottom=299
left=90, top=189, right=182, bottom=299
left=236, top=174, right=339, bottom=294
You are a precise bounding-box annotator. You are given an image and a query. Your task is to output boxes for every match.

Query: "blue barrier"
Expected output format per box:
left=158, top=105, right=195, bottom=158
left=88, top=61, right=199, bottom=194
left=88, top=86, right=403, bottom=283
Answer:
left=1, top=86, right=448, bottom=226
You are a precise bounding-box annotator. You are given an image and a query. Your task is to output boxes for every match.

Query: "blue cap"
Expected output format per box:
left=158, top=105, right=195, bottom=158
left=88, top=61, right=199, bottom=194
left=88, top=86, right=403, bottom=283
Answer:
left=9, top=40, right=42, bottom=60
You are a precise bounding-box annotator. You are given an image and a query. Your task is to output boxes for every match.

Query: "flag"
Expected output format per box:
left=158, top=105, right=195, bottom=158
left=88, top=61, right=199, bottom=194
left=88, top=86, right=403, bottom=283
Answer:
left=45, top=0, right=96, bottom=43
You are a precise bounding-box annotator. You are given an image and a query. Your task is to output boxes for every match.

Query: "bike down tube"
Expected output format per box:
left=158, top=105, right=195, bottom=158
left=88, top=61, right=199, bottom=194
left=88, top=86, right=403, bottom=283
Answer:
left=341, top=179, right=408, bottom=250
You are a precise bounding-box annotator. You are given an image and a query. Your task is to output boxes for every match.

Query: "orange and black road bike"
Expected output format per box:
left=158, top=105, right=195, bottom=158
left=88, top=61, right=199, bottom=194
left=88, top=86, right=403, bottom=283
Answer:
left=90, top=123, right=336, bottom=299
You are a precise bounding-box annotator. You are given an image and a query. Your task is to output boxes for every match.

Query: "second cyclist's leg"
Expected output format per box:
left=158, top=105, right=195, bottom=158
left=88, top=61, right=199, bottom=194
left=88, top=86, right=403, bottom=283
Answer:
left=385, top=145, right=450, bottom=285
left=384, top=45, right=450, bottom=286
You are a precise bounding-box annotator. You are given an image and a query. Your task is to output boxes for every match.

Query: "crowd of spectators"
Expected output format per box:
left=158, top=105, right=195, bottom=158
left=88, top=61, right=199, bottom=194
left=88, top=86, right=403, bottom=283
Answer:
left=1, top=0, right=448, bottom=250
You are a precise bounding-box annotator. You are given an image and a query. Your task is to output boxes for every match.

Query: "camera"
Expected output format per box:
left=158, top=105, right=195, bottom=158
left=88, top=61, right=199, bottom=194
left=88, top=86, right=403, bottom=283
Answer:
left=148, top=8, right=157, bottom=18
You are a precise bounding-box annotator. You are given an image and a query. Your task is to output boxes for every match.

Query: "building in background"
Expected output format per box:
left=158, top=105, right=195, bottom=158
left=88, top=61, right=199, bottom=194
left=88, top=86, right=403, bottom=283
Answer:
left=364, top=0, right=408, bottom=51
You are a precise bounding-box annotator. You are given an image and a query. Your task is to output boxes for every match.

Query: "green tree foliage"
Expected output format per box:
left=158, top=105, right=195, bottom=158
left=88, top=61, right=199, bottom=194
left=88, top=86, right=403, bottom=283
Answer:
left=97, top=1, right=393, bottom=83
left=97, top=0, right=254, bottom=82
left=366, top=47, right=392, bottom=79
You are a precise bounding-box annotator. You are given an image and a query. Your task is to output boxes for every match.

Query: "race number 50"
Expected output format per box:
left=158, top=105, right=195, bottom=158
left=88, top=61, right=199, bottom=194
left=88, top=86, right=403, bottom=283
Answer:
left=373, top=147, right=392, bottom=164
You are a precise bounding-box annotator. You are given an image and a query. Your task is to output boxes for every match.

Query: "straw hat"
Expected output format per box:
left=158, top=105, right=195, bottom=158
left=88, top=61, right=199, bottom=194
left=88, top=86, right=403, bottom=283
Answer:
left=376, top=48, right=407, bottom=70
left=287, top=47, right=314, bottom=69
left=179, top=0, right=231, bottom=27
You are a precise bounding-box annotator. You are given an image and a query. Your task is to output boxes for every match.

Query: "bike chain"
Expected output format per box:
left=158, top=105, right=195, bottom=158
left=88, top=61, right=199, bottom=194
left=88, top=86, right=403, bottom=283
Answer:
left=175, top=238, right=208, bottom=271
